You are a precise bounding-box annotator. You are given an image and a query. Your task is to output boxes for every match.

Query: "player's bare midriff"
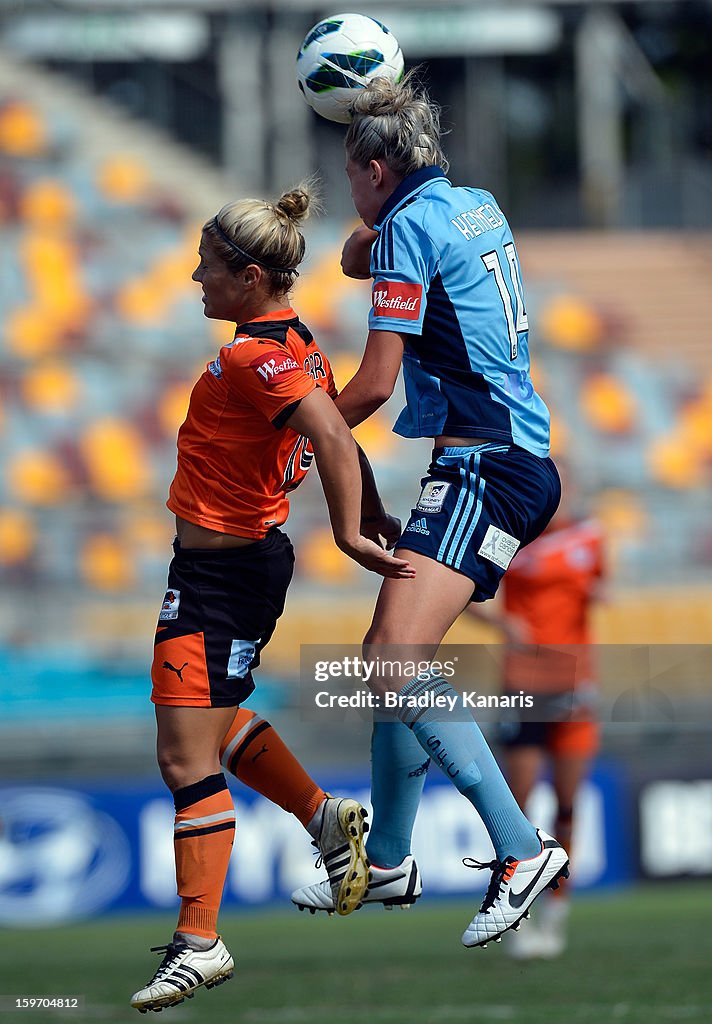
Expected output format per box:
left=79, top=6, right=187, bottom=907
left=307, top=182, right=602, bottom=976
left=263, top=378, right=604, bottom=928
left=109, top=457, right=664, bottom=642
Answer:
left=435, top=436, right=491, bottom=448
left=175, top=516, right=257, bottom=549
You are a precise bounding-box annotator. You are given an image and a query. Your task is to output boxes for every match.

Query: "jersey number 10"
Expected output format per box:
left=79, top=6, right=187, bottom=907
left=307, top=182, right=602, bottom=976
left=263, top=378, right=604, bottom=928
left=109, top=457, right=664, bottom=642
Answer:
left=481, top=243, right=529, bottom=361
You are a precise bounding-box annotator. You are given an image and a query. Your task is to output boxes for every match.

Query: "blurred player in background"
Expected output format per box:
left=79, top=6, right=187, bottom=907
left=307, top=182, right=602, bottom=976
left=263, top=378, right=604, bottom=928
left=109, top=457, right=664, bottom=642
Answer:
left=467, top=464, right=605, bottom=957
left=292, top=72, right=570, bottom=948
left=131, top=183, right=413, bottom=1014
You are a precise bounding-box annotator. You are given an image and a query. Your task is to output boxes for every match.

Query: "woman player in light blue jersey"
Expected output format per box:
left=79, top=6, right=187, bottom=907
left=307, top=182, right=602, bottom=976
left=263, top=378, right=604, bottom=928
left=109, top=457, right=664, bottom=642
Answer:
left=292, top=72, right=569, bottom=947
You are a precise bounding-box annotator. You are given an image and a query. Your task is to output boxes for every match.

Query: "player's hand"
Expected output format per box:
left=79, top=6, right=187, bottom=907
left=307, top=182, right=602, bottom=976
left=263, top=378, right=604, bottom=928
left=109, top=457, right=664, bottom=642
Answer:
left=338, top=535, right=416, bottom=579
left=361, top=512, right=402, bottom=550
left=341, top=226, right=378, bottom=279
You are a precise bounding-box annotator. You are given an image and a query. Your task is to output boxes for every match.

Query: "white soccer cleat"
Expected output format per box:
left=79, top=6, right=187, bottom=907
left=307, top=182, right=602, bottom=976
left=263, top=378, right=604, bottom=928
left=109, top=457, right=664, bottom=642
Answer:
left=292, top=855, right=421, bottom=914
left=130, top=937, right=234, bottom=1013
left=461, top=829, right=569, bottom=949
left=505, top=894, right=570, bottom=959
left=504, top=918, right=546, bottom=960
left=532, top=895, right=570, bottom=958
left=314, top=796, right=371, bottom=916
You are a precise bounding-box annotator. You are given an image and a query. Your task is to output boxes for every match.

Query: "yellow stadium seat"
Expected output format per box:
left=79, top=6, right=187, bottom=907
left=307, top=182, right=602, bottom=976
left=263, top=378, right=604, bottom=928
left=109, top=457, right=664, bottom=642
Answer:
left=21, top=362, right=81, bottom=413
left=209, top=319, right=235, bottom=346
left=293, top=229, right=372, bottom=331
left=20, top=179, right=75, bottom=227
left=299, top=527, right=359, bottom=583
left=97, top=155, right=150, bottom=203
left=4, top=306, right=62, bottom=358
left=647, top=435, right=705, bottom=489
left=158, top=382, right=192, bottom=436
left=0, top=100, right=47, bottom=157
left=580, top=373, right=636, bottom=433
left=80, top=533, right=135, bottom=590
left=152, top=249, right=196, bottom=293
left=80, top=418, right=151, bottom=501
left=327, top=353, right=361, bottom=391
left=0, top=507, right=36, bottom=565
left=678, top=400, right=712, bottom=459
left=115, top=281, right=167, bottom=326
left=22, top=233, right=76, bottom=280
left=539, top=294, right=602, bottom=351
left=353, top=413, right=397, bottom=460
left=16, top=233, right=90, bottom=334
left=6, top=450, right=71, bottom=505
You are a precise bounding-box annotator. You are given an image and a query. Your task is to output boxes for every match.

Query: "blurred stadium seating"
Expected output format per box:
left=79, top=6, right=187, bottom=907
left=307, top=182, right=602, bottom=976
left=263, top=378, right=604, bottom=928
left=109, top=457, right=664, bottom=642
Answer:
left=0, top=14, right=711, bottom=974
left=1, top=50, right=711, bottom=772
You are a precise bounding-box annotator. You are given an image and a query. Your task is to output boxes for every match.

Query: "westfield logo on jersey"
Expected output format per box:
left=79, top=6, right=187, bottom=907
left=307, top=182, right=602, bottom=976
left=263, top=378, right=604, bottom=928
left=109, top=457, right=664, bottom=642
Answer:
left=372, top=281, right=423, bottom=319
left=251, top=352, right=300, bottom=384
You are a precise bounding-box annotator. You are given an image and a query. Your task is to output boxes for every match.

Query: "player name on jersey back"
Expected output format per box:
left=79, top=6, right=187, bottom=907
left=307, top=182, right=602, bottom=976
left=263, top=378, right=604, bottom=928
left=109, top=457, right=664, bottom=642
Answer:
left=450, top=202, right=505, bottom=241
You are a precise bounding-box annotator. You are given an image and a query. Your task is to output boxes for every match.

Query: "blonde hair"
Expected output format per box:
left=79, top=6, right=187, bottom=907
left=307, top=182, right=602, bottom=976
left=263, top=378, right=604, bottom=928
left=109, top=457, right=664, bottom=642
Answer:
left=345, top=70, right=449, bottom=176
left=204, top=181, right=321, bottom=295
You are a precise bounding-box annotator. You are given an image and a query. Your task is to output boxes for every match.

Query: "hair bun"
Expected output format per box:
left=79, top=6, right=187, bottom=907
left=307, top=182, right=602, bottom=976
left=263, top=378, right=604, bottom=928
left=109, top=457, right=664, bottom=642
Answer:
left=276, top=188, right=310, bottom=224
left=349, top=75, right=409, bottom=118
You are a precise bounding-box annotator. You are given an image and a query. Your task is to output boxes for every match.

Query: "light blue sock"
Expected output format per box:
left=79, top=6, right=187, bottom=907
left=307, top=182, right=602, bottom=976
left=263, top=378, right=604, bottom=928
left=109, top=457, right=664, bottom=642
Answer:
left=396, top=675, right=540, bottom=861
left=367, top=721, right=429, bottom=868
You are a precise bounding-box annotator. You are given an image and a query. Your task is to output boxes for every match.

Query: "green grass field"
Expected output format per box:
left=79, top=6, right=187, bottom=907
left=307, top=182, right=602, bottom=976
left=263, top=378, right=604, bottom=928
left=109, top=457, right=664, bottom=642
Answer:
left=2, top=884, right=710, bottom=1024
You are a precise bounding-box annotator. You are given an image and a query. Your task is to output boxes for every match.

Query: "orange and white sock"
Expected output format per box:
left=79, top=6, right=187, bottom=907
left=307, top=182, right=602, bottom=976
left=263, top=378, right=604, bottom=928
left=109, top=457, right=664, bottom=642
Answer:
left=220, top=709, right=325, bottom=829
left=173, top=772, right=236, bottom=939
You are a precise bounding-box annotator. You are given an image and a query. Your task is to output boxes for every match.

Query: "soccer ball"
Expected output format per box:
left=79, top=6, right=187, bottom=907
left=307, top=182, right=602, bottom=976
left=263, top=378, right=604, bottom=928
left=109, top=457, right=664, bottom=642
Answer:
left=296, top=13, right=404, bottom=124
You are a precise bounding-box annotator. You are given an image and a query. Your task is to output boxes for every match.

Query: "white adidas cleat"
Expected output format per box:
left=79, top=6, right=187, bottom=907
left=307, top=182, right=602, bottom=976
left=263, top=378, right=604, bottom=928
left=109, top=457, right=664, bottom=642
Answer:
left=461, top=829, right=569, bottom=949
left=292, top=855, right=421, bottom=915
left=130, top=937, right=234, bottom=1013
left=314, top=796, right=371, bottom=916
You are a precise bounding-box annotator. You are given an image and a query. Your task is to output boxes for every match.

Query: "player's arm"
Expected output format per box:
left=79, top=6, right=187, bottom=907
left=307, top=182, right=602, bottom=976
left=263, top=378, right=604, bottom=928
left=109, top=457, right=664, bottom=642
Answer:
left=322, top=338, right=400, bottom=546
left=285, top=387, right=414, bottom=579
left=338, top=212, right=432, bottom=427
left=334, top=329, right=405, bottom=428
left=356, top=443, right=401, bottom=550
left=341, top=226, right=378, bottom=279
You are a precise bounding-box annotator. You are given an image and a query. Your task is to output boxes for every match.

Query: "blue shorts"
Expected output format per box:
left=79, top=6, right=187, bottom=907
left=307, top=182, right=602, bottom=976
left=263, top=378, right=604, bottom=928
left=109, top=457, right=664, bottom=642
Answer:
left=397, top=443, right=560, bottom=602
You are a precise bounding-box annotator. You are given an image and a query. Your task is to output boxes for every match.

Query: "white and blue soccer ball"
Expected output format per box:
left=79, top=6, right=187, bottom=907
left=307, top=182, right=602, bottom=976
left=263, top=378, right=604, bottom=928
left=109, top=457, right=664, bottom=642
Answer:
left=296, top=12, right=404, bottom=124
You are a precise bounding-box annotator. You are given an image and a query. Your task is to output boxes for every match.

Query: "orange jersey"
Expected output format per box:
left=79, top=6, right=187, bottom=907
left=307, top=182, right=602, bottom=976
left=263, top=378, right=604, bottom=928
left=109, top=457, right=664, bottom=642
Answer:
left=167, top=307, right=336, bottom=539
left=502, top=518, right=604, bottom=690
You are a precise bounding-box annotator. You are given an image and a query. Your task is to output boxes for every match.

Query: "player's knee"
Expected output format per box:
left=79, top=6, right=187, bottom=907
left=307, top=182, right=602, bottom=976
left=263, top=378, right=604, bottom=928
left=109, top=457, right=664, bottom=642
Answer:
left=156, top=750, right=181, bottom=792
left=156, top=746, right=200, bottom=793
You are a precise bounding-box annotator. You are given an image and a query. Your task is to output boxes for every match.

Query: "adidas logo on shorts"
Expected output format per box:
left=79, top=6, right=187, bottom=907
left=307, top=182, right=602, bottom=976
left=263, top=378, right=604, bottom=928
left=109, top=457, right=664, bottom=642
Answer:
left=405, top=518, right=430, bottom=536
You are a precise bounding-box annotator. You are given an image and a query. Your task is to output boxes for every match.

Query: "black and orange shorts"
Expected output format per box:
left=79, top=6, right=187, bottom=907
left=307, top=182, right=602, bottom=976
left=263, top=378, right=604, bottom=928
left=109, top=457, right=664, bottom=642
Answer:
left=498, top=718, right=600, bottom=758
left=497, top=687, right=600, bottom=759
left=151, top=529, right=294, bottom=708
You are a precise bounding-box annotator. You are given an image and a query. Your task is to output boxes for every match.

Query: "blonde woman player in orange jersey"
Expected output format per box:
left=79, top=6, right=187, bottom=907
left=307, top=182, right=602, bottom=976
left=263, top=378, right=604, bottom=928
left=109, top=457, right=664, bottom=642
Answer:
left=467, top=467, right=605, bottom=958
left=130, top=183, right=414, bottom=1014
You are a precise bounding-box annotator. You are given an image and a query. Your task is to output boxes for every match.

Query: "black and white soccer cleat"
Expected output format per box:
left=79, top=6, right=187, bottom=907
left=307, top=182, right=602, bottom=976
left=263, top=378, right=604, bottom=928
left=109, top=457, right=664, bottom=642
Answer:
left=461, top=829, right=569, bottom=948
left=311, top=796, right=371, bottom=916
left=292, top=854, right=421, bottom=914
left=130, top=937, right=234, bottom=1013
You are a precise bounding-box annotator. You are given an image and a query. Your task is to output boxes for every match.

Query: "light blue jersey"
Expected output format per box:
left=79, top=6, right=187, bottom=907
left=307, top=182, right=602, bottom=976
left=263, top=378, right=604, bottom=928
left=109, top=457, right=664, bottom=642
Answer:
left=368, top=167, right=550, bottom=456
